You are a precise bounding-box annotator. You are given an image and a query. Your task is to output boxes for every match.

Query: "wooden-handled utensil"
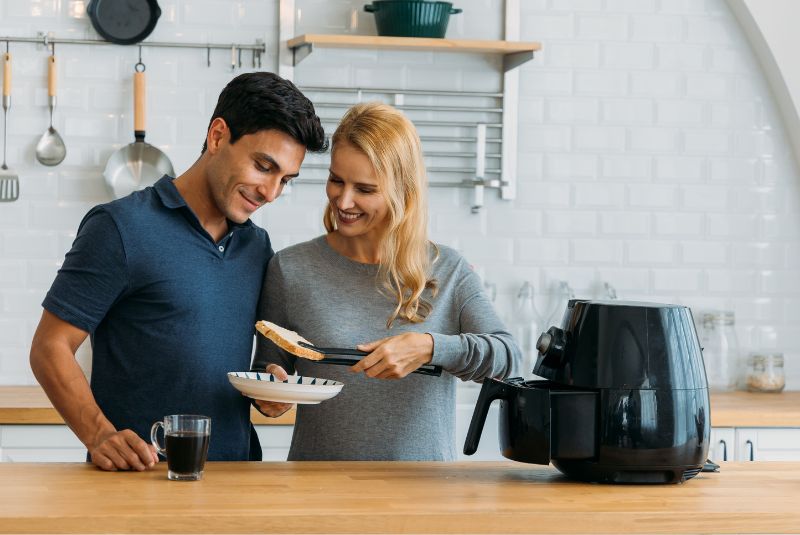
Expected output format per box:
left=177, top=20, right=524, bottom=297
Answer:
left=35, top=51, right=67, bottom=166
left=0, top=50, right=19, bottom=202
left=102, top=60, right=174, bottom=198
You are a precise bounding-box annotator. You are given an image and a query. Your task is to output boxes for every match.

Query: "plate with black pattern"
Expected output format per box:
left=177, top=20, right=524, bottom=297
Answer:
left=227, top=371, right=344, bottom=404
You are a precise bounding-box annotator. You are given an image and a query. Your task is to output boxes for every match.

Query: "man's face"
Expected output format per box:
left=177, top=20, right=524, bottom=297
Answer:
left=206, top=120, right=306, bottom=223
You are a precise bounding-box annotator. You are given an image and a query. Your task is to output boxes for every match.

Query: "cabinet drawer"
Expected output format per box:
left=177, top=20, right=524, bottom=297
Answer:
left=261, top=448, right=290, bottom=461
left=456, top=403, right=504, bottom=461
left=2, top=448, right=87, bottom=463
left=254, top=425, right=293, bottom=461
left=736, top=428, right=800, bottom=461
left=254, top=425, right=294, bottom=449
left=747, top=428, right=800, bottom=450
left=1, top=425, right=84, bottom=448
left=710, top=427, right=735, bottom=462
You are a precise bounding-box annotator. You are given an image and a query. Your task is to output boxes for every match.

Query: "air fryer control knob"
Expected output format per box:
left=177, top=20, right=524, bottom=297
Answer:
left=536, top=327, right=568, bottom=367
left=536, top=332, right=552, bottom=353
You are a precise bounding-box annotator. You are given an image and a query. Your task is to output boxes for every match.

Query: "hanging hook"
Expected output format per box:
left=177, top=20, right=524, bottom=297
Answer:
left=207, top=46, right=211, bottom=68
left=135, top=45, right=145, bottom=72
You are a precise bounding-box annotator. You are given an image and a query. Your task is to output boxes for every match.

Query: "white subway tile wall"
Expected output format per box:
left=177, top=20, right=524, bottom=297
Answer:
left=0, top=0, right=798, bottom=390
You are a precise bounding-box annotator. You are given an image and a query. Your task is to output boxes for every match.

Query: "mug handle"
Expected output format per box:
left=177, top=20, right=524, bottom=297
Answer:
left=150, top=421, right=167, bottom=458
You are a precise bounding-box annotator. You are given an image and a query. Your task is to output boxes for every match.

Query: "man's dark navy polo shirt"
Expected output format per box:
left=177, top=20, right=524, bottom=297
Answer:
left=43, top=176, right=272, bottom=461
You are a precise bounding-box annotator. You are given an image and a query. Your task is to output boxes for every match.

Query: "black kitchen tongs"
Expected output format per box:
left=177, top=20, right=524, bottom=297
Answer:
left=297, top=341, right=442, bottom=377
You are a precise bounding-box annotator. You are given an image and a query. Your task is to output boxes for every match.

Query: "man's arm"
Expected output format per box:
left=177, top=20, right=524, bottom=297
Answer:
left=30, top=310, right=157, bottom=471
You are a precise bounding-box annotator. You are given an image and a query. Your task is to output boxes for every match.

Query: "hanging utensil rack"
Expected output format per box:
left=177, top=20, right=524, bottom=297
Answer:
left=0, top=34, right=266, bottom=69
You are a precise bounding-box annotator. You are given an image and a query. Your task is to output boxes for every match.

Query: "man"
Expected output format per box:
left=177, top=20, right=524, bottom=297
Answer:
left=29, top=72, right=327, bottom=471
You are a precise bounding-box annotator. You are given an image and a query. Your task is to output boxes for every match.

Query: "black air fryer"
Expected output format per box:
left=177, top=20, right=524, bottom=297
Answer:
left=464, top=300, right=710, bottom=484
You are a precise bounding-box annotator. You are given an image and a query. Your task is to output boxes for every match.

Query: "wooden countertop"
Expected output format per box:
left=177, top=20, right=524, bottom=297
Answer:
left=709, top=390, right=800, bottom=427
left=0, top=386, right=295, bottom=425
left=1, top=386, right=798, bottom=427
left=0, top=461, right=797, bottom=534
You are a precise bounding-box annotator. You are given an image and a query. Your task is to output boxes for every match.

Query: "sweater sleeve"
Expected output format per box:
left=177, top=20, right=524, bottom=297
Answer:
left=427, top=260, right=522, bottom=382
left=251, top=254, right=298, bottom=375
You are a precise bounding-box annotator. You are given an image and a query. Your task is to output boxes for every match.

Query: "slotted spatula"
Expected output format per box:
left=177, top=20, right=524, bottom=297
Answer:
left=0, top=50, right=19, bottom=202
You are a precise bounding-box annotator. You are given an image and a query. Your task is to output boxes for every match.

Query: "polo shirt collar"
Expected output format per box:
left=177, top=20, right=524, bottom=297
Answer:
left=154, top=175, right=185, bottom=209
left=153, top=175, right=255, bottom=229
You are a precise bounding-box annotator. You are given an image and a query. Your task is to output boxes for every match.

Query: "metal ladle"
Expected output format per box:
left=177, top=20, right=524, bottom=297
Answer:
left=35, top=47, right=66, bottom=166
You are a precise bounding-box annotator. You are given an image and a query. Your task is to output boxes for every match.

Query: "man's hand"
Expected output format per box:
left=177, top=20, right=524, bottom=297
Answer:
left=352, top=333, right=434, bottom=379
left=88, top=429, right=158, bottom=471
left=251, top=363, right=295, bottom=417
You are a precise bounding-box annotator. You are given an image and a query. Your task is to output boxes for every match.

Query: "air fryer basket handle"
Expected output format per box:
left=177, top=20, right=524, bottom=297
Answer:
left=463, top=378, right=508, bottom=456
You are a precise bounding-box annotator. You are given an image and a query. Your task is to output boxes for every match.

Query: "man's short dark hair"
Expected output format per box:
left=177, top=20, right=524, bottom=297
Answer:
left=202, top=72, right=327, bottom=153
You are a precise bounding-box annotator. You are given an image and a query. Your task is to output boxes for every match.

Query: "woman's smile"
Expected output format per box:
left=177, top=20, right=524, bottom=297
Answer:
left=337, top=209, right=365, bottom=224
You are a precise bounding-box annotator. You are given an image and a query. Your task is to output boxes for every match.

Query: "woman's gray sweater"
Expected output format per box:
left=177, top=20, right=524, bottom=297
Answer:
left=252, top=235, right=521, bottom=461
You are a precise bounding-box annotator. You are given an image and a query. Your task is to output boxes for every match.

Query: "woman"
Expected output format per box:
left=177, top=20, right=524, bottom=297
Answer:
left=252, top=102, right=521, bottom=461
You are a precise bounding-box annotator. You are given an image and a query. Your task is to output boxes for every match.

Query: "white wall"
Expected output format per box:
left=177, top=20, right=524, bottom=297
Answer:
left=728, top=0, right=800, bottom=173
left=0, top=0, right=798, bottom=390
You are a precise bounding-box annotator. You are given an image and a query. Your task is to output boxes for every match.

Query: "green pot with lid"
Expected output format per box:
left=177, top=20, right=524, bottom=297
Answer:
left=364, top=0, right=463, bottom=38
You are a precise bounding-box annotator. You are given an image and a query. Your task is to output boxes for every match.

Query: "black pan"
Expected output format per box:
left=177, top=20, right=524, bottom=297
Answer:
left=87, top=0, right=162, bottom=45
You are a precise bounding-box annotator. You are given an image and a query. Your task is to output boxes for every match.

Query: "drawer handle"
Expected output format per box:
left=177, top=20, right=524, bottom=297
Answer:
left=746, top=439, right=754, bottom=461
left=718, top=439, right=727, bottom=462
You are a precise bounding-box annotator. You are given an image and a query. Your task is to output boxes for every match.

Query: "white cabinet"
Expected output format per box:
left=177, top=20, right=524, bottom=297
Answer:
left=456, top=403, right=504, bottom=461
left=0, top=424, right=295, bottom=463
left=253, top=402, right=506, bottom=462
left=734, top=428, right=800, bottom=461
left=709, top=427, right=800, bottom=462
left=0, top=425, right=86, bottom=463
left=254, top=425, right=294, bottom=461
left=710, top=427, right=736, bottom=462
left=2, top=422, right=798, bottom=464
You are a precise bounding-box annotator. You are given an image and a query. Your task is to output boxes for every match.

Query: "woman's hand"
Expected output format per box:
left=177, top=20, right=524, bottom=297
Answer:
left=251, top=363, right=295, bottom=417
left=351, top=332, right=434, bottom=379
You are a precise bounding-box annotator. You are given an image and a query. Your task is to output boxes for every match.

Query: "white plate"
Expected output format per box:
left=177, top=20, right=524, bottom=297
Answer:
left=227, top=372, right=344, bottom=404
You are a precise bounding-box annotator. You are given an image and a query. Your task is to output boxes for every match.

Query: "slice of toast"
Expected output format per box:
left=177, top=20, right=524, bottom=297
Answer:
left=255, top=320, right=324, bottom=361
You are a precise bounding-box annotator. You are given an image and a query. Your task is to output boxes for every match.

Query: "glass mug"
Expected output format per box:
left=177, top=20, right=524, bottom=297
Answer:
left=150, top=415, right=210, bottom=481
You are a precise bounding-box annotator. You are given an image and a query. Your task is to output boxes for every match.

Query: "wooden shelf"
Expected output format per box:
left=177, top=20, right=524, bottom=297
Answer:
left=287, top=34, right=541, bottom=71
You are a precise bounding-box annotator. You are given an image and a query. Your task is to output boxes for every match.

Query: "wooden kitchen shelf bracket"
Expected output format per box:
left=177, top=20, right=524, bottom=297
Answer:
left=503, top=50, right=536, bottom=73
left=292, top=43, right=313, bottom=66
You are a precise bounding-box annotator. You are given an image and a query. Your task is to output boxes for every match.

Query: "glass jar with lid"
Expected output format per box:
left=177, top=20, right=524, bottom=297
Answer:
left=697, top=311, right=740, bottom=391
left=746, top=353, right=785, bottom=393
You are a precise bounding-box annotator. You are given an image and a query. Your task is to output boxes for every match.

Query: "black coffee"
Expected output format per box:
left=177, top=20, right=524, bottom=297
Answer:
left=165, top=431, right=209, bottom=474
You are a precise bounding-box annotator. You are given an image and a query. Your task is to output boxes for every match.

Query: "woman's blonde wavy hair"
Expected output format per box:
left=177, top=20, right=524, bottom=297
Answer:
left=324, top=102, right=438, bottom=328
